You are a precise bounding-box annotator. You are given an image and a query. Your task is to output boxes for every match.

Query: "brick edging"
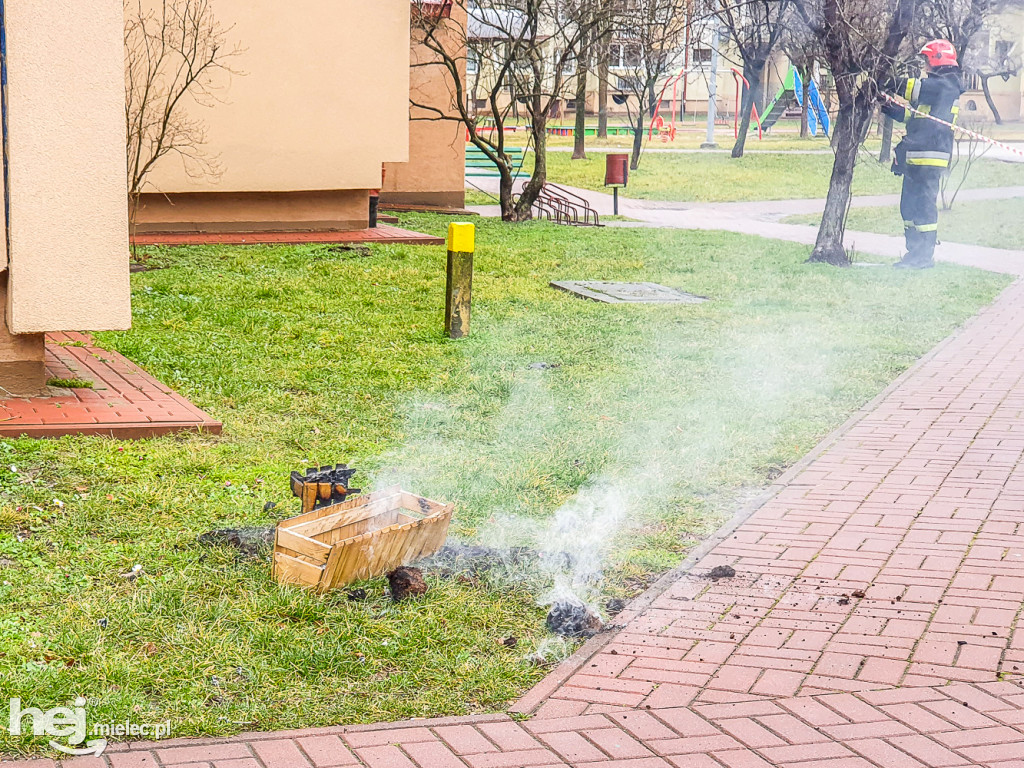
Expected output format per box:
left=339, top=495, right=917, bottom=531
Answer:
left=509, top=277, right=1021, bottom=716
left=102, top=712, right=512, bottom=753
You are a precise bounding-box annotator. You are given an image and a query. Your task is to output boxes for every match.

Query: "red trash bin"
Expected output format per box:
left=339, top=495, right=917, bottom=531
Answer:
left=605, top=153, right=629, bottom=187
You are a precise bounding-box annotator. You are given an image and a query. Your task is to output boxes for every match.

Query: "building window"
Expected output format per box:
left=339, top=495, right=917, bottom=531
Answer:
left=609, top=42, right=642, bottom=70
left=692, top=47, right=713, bottom=65
left=995, top=40, right=1014, bottom=62
left=556, top=50, right=577, bottom=75
left=467, top=49, right=479, bottom=74
left=617, top=75, right=643, bottom=92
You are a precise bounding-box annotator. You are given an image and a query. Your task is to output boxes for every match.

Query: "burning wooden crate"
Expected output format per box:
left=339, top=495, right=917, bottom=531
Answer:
left=273, top=486, right=454, bottom=591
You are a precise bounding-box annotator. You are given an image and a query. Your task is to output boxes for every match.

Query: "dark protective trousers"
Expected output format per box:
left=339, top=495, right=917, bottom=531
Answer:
left=900, top=165, right=943, bottom=264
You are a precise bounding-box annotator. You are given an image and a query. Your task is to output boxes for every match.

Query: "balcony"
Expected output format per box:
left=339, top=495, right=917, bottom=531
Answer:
left=412, top=0, right=453, bottom=20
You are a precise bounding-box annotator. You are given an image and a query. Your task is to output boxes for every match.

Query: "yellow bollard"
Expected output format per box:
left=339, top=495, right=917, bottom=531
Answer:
left=445, top=223, right=475, bottom=339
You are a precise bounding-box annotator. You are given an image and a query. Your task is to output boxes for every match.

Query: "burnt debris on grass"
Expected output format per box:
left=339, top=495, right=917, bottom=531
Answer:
left=197, top=526, right=274, bottom=558
left=387, top=566, right=428, bottom=602
left=545, top=599, right=604, bottom=638
left=420, top=542, right=544, bottom=579
left=707, top=564, right=737, bottom=580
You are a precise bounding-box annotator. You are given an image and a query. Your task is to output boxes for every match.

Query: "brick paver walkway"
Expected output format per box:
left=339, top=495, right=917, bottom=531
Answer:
left=131, top=225, right=444, bottom=248
left=0, top=333, right=221, bottom=439
left=11, top=277, right=1024, bottom=767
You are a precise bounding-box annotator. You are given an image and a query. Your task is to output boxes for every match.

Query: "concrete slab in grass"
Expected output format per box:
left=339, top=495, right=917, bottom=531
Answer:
left=550, top=281, right=709, bottom=304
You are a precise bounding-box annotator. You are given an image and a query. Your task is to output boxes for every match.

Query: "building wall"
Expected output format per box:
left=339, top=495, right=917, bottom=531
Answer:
left=958, top=11, right=1024, bottom=123
left=961, top=87, right=1021, bottom=123
left=135, top=191, right=371, bottom=234
left=382, top=5, right=467, bottom=210
left=3, top=0, right=131, bottom=335
left=137, top=0, right=411, bottom=232
left=978, top=10, right=1023, bottom=122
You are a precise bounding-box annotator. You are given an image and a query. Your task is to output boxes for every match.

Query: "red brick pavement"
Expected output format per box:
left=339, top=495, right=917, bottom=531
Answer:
left=131, top=225, right=445, bottom=248
left=0, top=333, right=221, bottom=439
left=10, top=282, right=1024, bottom=765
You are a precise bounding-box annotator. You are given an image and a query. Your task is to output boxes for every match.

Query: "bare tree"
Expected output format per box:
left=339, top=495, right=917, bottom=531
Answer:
left=413, top=0, right=612, bottom=221
left=572, top=10, right=593, bottom=158
left=976, top=57, right=1019, bottom=124
left=714, top=0, right=791, bottom=157
left=792, top=0, right=918, bottom=265
left=571, top=0, right=623, bottom=156
left=940, top=115, right=993, bottom=209
left=917, top=0, right=1024, bottom=123
left=917, top=0, right=994, bottom=57
left=879, top=111, right=895, bottom=162
left=615, top=0, right=695, bottom=169
left=124, top=0, right=241, bottom=228
left=596, top=24, right=614, bottom=137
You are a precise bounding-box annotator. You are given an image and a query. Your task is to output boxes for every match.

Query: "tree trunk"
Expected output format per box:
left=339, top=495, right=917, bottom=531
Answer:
left=514, top=114, right=548, bottom=221
left=498, top=163, right=517, bottom=221
left=980, top=74, right=1004, bottom=125
left=731, top=62, right=763, bottom=158
left=631, top=109, right=644, bottom=170
left=806, top=98, right=873, bottom=265
left=807, top=0, right=915, bottom=265
left=879, top=114, right=893, bottom=163
left=597, top=39, right=610, bottom=139
left=483, top=134, right=516, bottom=222
left=572, top=32, right=589, bottom=160
left=752, top=65, right=766, bottom=116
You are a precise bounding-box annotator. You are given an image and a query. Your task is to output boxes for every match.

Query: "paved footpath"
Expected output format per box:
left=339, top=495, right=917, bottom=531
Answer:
left=466, top=183, right=1024, bottom=273
left=13, top=235, right=1024, bottom=768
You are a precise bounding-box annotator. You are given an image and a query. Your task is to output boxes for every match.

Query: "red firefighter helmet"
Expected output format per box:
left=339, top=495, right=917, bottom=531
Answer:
left=919, top=39, right=959, bottom=68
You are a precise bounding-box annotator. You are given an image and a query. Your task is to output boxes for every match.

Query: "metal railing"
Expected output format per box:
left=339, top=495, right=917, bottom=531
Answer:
left=529, top=183, right=601, bottom=227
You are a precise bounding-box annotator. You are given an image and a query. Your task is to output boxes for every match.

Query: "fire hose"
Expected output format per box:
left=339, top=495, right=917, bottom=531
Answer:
left=880, top=91, right=1024, bottom=160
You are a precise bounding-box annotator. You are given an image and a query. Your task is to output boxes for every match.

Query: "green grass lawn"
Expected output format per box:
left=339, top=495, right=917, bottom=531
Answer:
left=783, top=197, right=1024, bottom=250
left=0, top=214, right=1009, bottom=755
left=544, top=152, right=1023, bottom=203
left=464, top=187, right=503, bottom=207
left=465, top=148, right=1021, bottom=205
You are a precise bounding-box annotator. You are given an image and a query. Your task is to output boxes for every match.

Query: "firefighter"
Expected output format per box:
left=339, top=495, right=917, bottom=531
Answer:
left=881, top=40, right=964, bottom=269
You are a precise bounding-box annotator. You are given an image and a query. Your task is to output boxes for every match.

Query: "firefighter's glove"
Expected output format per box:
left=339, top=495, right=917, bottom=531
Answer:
left=880, top=101, right=904, bottom=120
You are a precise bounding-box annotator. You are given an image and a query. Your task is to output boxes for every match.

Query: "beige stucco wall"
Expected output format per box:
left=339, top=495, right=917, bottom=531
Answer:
left=961, top=11, right=1024, bottom=122
left=383, top=8, right=467, bottom=209
left=134, top=190, right=370, bottom=233
left=962, top=88, right=1021, bottom=122
left=4, top=0, right=131, bottom=334
left=143, top=0, right=411, bottom=197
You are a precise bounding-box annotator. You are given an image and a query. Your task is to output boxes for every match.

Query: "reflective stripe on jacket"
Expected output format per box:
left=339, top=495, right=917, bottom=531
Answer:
left=882, top=67, right=964, bottom=168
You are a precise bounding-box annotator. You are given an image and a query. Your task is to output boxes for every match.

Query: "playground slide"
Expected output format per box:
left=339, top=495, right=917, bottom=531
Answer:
left=793, top=68, right=831, bottom=137
left=757, top=67, right=830, bottom=136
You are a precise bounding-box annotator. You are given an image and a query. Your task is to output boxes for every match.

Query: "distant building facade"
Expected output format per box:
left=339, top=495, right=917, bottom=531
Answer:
left=135, top=0, right=466, bottom=235
left=960, top=9, right=1023, bottom=123
left=383, top=1, right=468, bottom=210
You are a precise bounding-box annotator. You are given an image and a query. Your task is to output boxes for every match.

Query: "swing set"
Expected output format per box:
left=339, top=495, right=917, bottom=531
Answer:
left=644, top=66, right=764, bottom=143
